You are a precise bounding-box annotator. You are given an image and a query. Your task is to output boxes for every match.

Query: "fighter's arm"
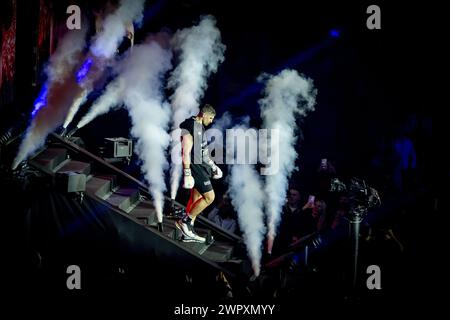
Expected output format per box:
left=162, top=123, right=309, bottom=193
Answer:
left=126, top=23, right=134, bottom=46
left=202, top=146, right=215, bottom=168
left=202, top=146, right=223, bottom=179
left=181, top=133, right=194, bottom=169
left=181, top=133, right=195, bottom=189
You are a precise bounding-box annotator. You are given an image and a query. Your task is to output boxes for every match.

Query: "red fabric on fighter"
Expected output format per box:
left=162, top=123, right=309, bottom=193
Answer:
left=187, top=196, right=204, bottom=214
left=186, top=188, right=194, bottom=213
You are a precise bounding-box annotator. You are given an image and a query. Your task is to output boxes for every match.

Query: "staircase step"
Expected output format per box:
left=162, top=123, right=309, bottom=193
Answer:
left=96, top=174, right=118, bottom=189
left=159, top=223, right=176, bottom=239
left=194, top=227, right=212, bottom=238
left=129, top=200, right=157, bottom=225
left=30, top=148, right=67, bottom=172
left=85, top=176, right=115, bottom=199
left=105, top=187, right=140, bottom=212
left=203, top=242, right=234, bottom=262
left=182, top=240, right=213, bottom=255
left=56, top=160, right=91, bottom=175
left=24, top=143, right=245, bottom=280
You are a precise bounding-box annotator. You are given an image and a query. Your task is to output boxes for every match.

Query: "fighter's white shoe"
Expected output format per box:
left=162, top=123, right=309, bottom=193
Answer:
left=175, top=219, right=206, bottom=243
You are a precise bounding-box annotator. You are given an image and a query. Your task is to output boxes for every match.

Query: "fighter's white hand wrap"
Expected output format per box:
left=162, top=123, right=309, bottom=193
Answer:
left=183, top=168, right=195, bottom=189
left=211, top=164, right=223, bottom=179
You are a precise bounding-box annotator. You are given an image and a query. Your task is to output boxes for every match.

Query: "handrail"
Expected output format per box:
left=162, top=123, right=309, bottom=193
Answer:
left=48, top=133, right=238, bottom=277
left=49, top=133, right=242, bottom=242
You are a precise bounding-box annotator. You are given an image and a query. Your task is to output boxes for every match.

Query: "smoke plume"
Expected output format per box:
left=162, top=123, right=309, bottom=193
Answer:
left=12, top=28, right=87, bottom=169
left=259, top=69, right=317, bottom=254
left=62, top=89, right=88, bottom=128
left=91, top=0, right=145, bottom=59
left=167, top=15, right=226, bottom=199
left=121, top=35, right=173, bottom=222
left=228, top=124, right=266, bottom=277
left=66, top=0, right=146, bottom=129
left=13, top=0, right=147, bottom=168
left=76, top=78, right=124, bottom=129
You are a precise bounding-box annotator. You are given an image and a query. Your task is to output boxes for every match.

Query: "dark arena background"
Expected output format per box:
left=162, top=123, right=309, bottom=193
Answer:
left=0, top=0, right=444, bottom=317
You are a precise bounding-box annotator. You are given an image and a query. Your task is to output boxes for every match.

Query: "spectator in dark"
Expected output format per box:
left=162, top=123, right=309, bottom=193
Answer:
left=302, top=196, right=328, bottom=233
left=307, top=158, right=339, bottom=232
left=312, top=198, right=327, bottom=232
left=331, top=195, right=350, bottom=230
left=391, top=127, right=417, bottom=194
left=272, top=185, right=315, bottom=255
left=207, top=192, right=237, bottom=234
left=368, top=134, right=394, bottom=193
left=313, top=158, right=337, bottom=200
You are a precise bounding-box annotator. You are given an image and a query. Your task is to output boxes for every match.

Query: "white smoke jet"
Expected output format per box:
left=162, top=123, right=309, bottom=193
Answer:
left=12, top=28, right=87, bottom=169
left=46, top=28, right=88, bottom=84
left=61, top=55, right=111, bottom=130
left=67, top=0, right=145, bottom=128
left=76, top=78, right=124, bottom=129
left=259, top=69, right=317, bottom=254
left=121, top=35, right=172, bottom=223
left=77, top=32, right=172, bottom=130
left=62, top=89, right=88, bottom=129
left=91, top=0, right=145, bottom=59
left=168, top=15, right=226, bottom=199
left=13, top=1, right=148, bottom=169
left=228, top=124, right=266, bottom=277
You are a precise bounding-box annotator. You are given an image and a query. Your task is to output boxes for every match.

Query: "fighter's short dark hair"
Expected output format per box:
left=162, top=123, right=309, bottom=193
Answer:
left=201, top=104, right=216, bottom=116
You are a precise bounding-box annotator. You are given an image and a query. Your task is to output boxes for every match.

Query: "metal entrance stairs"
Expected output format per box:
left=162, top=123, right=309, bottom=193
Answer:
left=26, top=134, right=248, bottom=282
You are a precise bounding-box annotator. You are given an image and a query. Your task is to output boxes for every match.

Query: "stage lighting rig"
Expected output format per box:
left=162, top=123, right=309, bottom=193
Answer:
left=330, top=177, right=381, bottom=291
left=100, top=137, right=133, bottom=164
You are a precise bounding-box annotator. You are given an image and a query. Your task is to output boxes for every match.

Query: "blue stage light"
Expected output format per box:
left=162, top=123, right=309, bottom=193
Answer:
left=31, top=84, right=48, bottom=118
left=76, top=58, right=93, bottom=83
left=329, top=29, right=341, bottom=38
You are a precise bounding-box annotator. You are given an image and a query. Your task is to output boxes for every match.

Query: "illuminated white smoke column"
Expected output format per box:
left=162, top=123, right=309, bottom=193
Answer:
left=121, top=36, right=172, bottom=223
left=12, top=28, right=87, bottom=169
left=228, top=124, right=266, bottom=277
left=13, top=0, right=146, bottom=168
left=168, top=15, right=226, bottom=199
left=66, top=0, right=146, bottom=129
left=76, top=79, right=124, bottom=129
left=91, top=0, right=145, bottom=58
left=259, top=69, right=317, bottom=254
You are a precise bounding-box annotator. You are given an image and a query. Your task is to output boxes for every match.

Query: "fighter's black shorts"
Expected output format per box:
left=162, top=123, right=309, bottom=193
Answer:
left=191, top=164, right=213, bottom=194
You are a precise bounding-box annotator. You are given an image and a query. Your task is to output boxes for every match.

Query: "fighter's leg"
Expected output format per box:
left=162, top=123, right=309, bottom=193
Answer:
left=188, top=188, right=204, bottom=224
left=189, top=189, right=215, bottom=218
left=176, top=189, right=214, bottom=242
left=187, top=188, right=203, bottom=213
